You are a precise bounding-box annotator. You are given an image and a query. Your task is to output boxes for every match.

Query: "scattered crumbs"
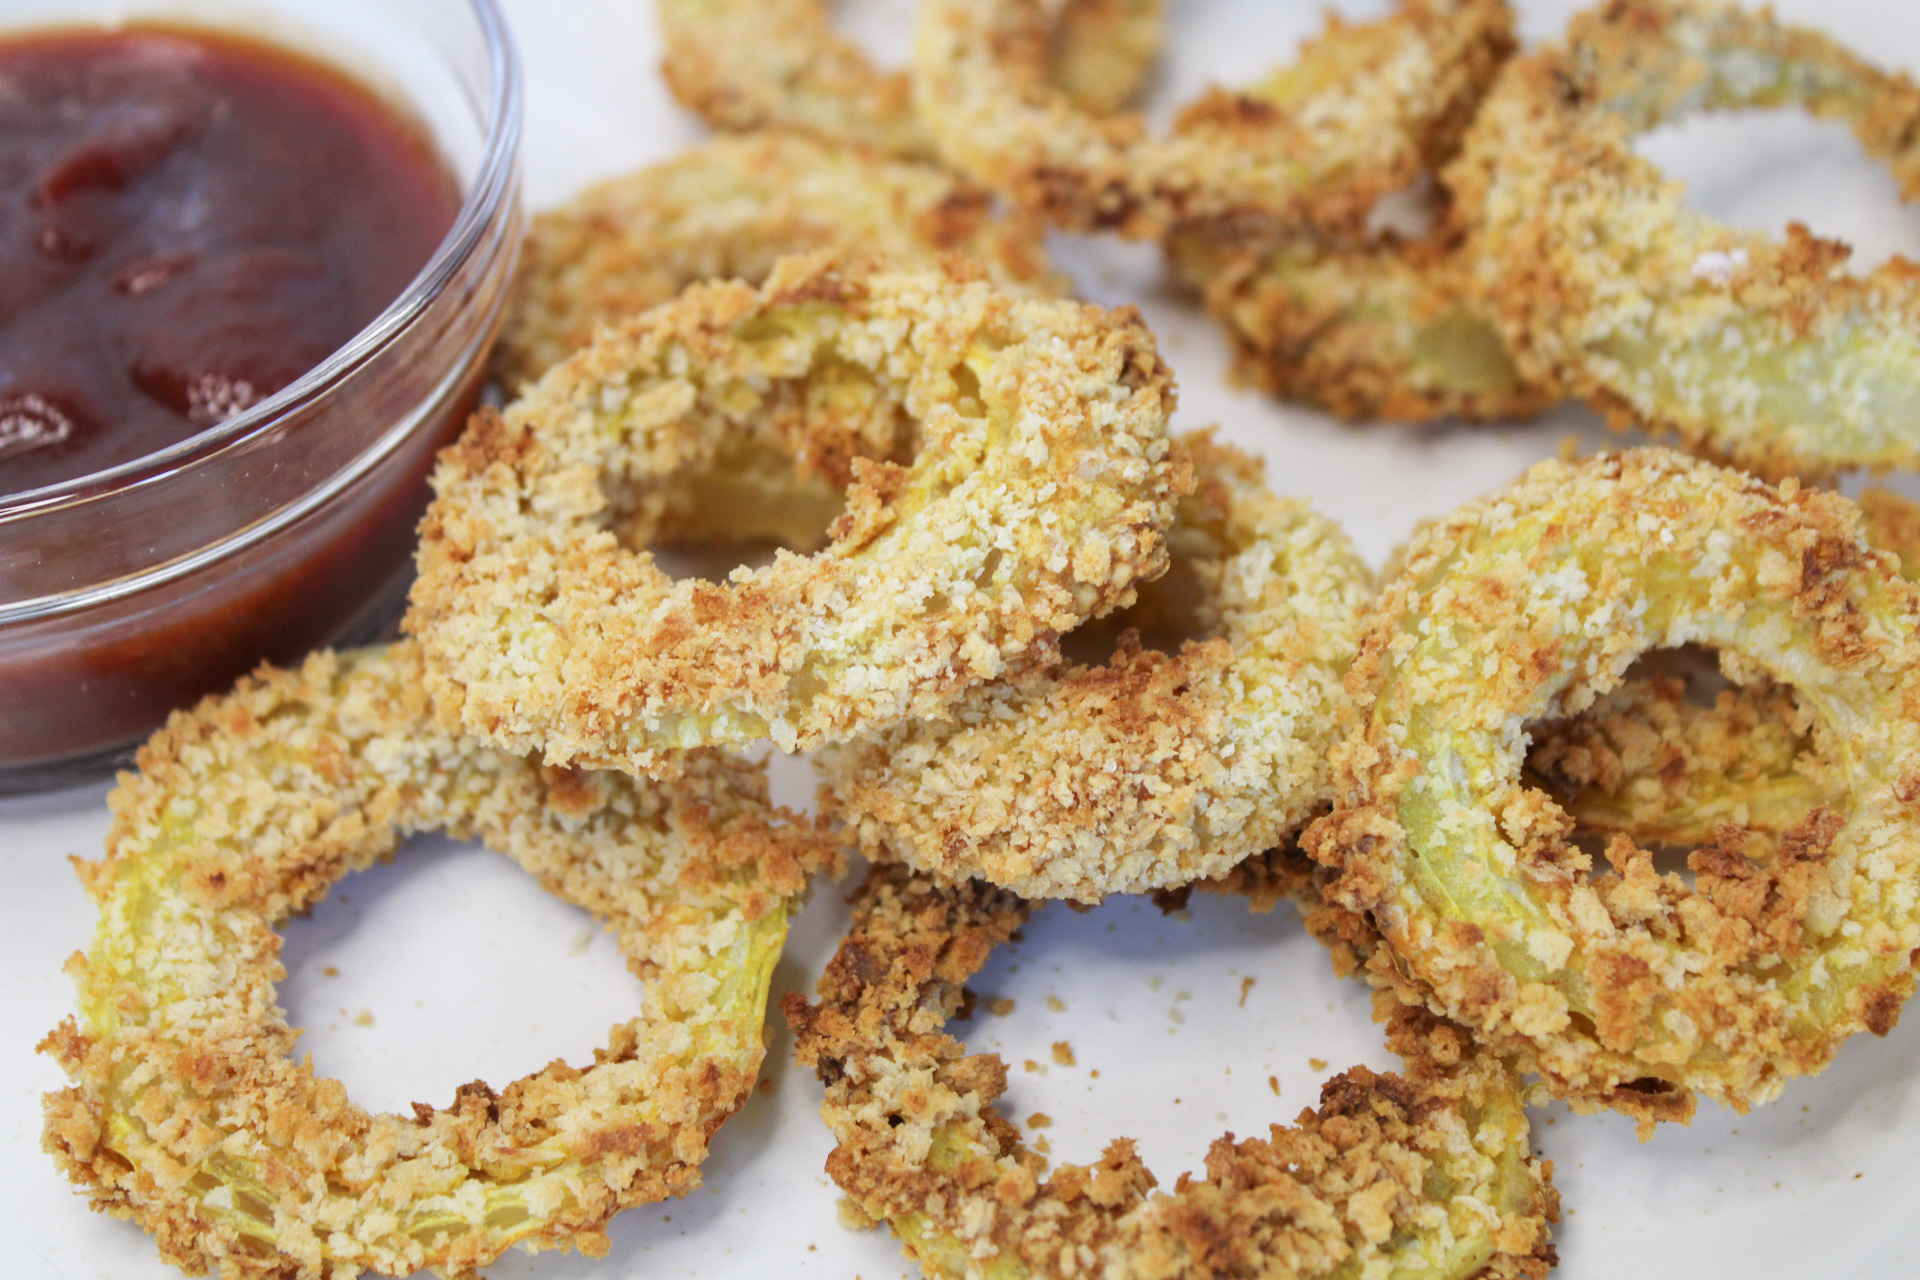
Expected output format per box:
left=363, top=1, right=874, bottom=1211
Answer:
left=809, top=1244, right=818, bottom=1252
left=1773, top=1182, right=1781, bottom=1190
left=1239, top=976, right=1256, bottom=1006
left=1557, top=434, right=1583, bottom=463
left=1174, top=990, right=1191, bottom=1003
left=1215, top=1112, right=1227, bottom=1122
left=986, top=996, right=1016, bottom=1017
left=663, top=1215, right=672, bottom=1223
left=1090, top=1069, right=1101, bottom=1079
left=322, top=965, right=339, bottom=978
left=837, top=1197, right=878, bottom=1230
left=1035, top=1134, right=1051, bottom=1154
left=568, top=927, right=594, bottom=956
left=1173, top=1098, right=1182, bottom=1105
left=1309, top=1058, right=1328, bottom=1071
left=1147, top=975, right=1163, bottom=992
left=1169, top=1007, right=1186, bottom=1024
left=1268, top=1075, right=1280, bottom=1096
left=1051, top=1040, right=1076, bottom=1067
left=1854, top=1173, right=1864, bottom=1180
left=1009, top=962, right=1022, bottom=974
left=1023, top=1059, right=1047, bottom=1075
left=1027, top=1112, right=1052, bottom=1129
left=352, top=1009, right=374, bottom=1028
left=1545, top=1116, right=1557, bottom=1126
left=1046, top=995, right=1067, bottom=1013
left=756, top=1076, right=775, bottom=1094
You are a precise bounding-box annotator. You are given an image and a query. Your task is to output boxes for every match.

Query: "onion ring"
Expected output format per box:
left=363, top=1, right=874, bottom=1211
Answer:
left=40, top=642, right=839, bottom=1279
left=496, top=133, right=1064, bottom=390
left=815, top=431, right=1372, bottom=901
left=658, top=0, right=1165, bottom=160
left=1169, top=221, right=1555, bottom=422
left=783, top=860, right=1559, bottom=1280
left=407, top=253, right=1184, bottom=772
left=913, top=0, right=1516, bottom=239
left=1305, top=448, right=1920, bottom=1122
left=1451, top=0, right=1920, bottom=479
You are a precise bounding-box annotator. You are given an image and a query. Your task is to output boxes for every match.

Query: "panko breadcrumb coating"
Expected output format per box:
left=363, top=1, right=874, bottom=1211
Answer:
left=496, top=134, right=1064, bottom=390
left=1305, top=449, right=1920, bottom=1125
left=913, top=0, right=1516, bottom=239
left=658, top=0, right=1164, bottom=160
left=40, top=642, right=839, bottom=1279
left=816, top=432, right=1372, bottom=901
left=783, top=861, right=1559, bottom=1280
left=407, top=254, right=1183, bottom=774
left=1451, top=0, right=1920, bottom=480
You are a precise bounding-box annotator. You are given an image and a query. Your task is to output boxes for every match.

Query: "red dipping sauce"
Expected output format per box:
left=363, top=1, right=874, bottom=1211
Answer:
left=0, top=28, right=459, bottom=491
left=0, top=20, right=521, bottom=790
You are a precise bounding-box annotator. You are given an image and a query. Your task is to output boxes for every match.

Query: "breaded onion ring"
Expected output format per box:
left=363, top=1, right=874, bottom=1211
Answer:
left=913, top=0, right=1516, bottom=239
left=783, top=861, right=1559, bottom=1280
left=658, top=0, right=1165, bottom=160
left=1305, top=449, right=1920, bottom=1121
left=1452, top=0, right=1920, bottom=479
left=816, top=432, right=1372, bottom=901
left=408, top=254, right=1183, bottom=772
left=1169, top=223, right=1554, bottom=422
left=40, top=642, right=838, bottom=1279
left=496, top=133, right=1064, bottom=390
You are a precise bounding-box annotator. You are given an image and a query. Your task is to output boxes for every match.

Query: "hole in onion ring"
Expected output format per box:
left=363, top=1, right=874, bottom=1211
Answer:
left=833, top=0, right=918, bottom=70
left=951, top=887, right=1372, bottom=1175
left=1637, top=110, right=1920, bottom=273
left=278, top=834, right=647, bottom=1118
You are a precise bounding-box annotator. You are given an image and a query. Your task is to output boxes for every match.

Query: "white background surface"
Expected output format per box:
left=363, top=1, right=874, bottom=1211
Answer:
left=8, top=0, right=1920, bottom=1276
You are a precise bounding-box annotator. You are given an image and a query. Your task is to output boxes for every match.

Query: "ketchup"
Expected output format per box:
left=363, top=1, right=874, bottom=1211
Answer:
left=0, top=26, right=461, bottom=494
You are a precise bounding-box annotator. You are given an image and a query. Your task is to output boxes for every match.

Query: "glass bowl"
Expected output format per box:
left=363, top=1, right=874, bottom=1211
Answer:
left=0, top=0, right=523, bottom=793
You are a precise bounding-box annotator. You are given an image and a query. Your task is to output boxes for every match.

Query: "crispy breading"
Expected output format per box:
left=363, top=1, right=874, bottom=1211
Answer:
left=913, top=0, right=1516, bottom=239
left=816, top=432, right=1372, bottom=901
left=1451, top=0, right=1920, bottom=480
left=496, top=134, right=1065, bottom=390
left=657, top=0, right=1165, bottom=160
left=783, top=861, right=1558, bottom=1280
left=1305, top=449, right=1920, bottom=1123
left=407, top=254, right=1184, bottom=774
left=40, top=643, right=839, bottom=1279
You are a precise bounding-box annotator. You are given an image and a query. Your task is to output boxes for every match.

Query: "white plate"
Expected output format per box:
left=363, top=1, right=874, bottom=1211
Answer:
left=8, top=0, right=1920, bottom=1275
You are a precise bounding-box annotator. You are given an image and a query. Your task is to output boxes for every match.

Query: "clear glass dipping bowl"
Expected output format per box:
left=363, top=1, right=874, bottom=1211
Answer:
left=0, top=0, right=523, bottom=793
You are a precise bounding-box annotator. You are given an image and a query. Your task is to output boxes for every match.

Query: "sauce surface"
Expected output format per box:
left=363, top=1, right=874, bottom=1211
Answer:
left=0, top=26, right=461, bottom=494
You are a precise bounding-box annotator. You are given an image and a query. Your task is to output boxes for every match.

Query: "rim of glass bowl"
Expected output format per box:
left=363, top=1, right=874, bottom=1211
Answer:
left=0, top=0, right=524, bottom=625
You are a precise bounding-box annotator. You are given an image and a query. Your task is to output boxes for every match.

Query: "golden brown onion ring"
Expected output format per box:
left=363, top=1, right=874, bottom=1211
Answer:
left=496, top=133, right=1064, bottom=390
left=408, top=254, right=1183, bottom=774
left=658, top=0, right=1165, bottom=160
left=40, top=642, right=838, bottom=1279
left=784, top=860, right=1559, bottom=1280
left=914, top=0, right=1515, bottom=239
left=1306, top=449, right=1920, bottom=1125
left=1452, top=0, right=1920, bottom=479
left=816, top=432, right=1372, bottom=901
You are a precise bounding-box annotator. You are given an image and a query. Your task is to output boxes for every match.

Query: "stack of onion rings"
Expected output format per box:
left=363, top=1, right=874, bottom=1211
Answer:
left=1306, top=448, right=1920, bottom=1128
left=41, top=642, right=838, bottom=1278
left=658, top=0, right=1166, bottom=160
left=1452, top=0, right=1920, bottom=479
left=496, top=133, right=1064, bottom=390
left=784, top=861, right=1559, bottom=1280
left=408, top=253, right=1184, bottom=773
left=913, top=0, right=1516, bottom=239
left=816, top=431, right=1373, bottom=900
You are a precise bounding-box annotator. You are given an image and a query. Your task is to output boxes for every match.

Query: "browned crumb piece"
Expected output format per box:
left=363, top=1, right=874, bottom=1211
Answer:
left=784, top=862, right=1558, bottom=1279
left=1027, top=1112, right=1053, bottom=1129
left=987, top=996, right=1017, bottom=1017
left=1052, top=1041, right=1076, bottom=1067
